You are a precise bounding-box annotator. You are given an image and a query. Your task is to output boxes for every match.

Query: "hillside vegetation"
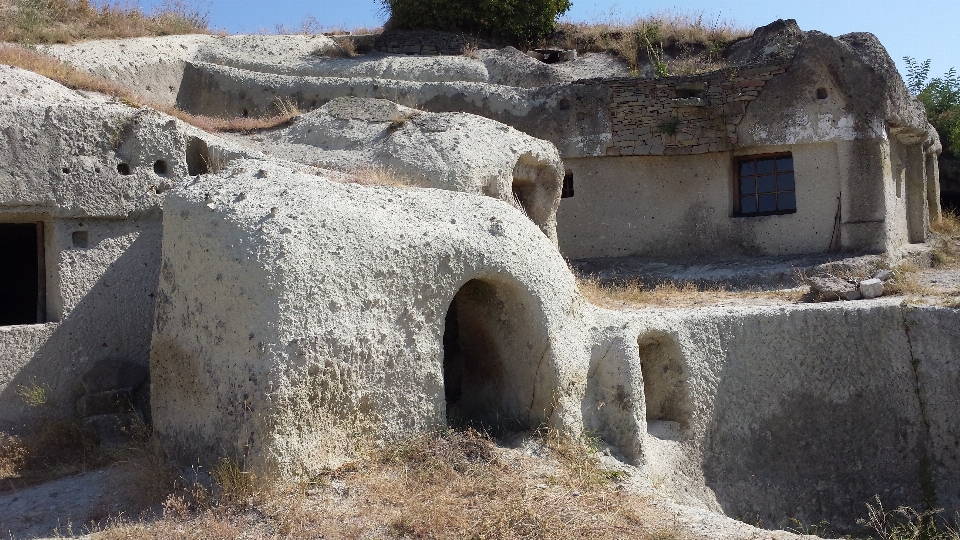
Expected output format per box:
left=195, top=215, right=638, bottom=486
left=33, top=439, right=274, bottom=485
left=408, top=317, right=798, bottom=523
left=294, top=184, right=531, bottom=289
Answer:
left=905, top=57, right=960, bottom=158
left=550, top=13, right=750, bottom=75
left=0, top=0, right=209, bottom=44
left=380, top=0, right=571, bottom=47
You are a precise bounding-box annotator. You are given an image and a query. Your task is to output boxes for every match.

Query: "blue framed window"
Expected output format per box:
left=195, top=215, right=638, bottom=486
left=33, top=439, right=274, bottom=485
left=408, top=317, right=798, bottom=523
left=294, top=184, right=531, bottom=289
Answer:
left=737, top=154, right=796, bottom=216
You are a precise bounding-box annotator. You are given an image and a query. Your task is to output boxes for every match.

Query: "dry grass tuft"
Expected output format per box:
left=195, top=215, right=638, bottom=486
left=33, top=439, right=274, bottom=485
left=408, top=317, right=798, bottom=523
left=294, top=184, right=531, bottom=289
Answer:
left=932, top=208, right=960, bottom=236
left=931, top=209, right=960, bottom=269
left=344, top=165, right=417, bottom=187
left=553, top=11, right=749, bottom=74
left=577, top=275, right=800, bottom=309
left=92, top=428, right=676, bottom=539
left=329, top=36, right=358, bottom=58
left=0, top=45, right=300, bottom=133
left=0, top=432, right=28, bottom=480
left=0, top=0, right=209, bottom=45
left=177, top=98, right=302, bottom=133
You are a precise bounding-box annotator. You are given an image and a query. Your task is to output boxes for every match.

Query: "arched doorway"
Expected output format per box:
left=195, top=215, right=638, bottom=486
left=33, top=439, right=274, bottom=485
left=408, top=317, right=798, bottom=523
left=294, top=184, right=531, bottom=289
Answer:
left=441, top=279, right=545, bottom=432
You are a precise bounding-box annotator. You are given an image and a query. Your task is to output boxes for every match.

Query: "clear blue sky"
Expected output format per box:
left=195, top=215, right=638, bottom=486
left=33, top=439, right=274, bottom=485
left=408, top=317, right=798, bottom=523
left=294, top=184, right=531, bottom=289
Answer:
left=140, top=0, right=957, bottom=82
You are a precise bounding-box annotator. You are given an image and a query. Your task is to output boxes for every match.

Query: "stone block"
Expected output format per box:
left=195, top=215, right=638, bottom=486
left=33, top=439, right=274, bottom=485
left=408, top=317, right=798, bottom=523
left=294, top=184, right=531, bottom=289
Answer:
left=807, top=275, right=857, bottom=301
left=859, top=278, right=884, bottom=299
left=724, top=101, right=747, bottom=116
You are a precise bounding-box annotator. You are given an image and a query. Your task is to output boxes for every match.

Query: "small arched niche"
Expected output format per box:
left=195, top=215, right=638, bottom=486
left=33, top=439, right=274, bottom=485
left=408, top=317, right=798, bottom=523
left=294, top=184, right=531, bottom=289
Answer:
left=638, top=332, right=691, bottom=438
left=511, top=152, right=561, bottom=240
left=442, top=279, right=547, bottom=432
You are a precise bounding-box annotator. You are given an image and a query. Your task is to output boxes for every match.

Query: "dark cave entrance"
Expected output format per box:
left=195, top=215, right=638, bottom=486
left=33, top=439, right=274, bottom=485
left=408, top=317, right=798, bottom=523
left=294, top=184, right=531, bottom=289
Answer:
left=442, top=279, right=542, bottom=432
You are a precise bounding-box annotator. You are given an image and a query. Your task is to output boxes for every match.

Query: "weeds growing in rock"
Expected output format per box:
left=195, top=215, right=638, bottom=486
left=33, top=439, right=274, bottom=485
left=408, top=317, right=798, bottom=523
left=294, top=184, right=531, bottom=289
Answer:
left=14, top=380, right=50, bottom=408
left=577, top=275, right=800, bottom=309
left=859, top=496, right=960, bottom=540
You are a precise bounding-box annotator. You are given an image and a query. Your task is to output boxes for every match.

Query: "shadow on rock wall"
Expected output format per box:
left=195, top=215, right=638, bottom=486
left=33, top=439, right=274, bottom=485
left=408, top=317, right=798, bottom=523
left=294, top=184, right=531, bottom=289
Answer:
left=0, top=229, right=161, bottom=430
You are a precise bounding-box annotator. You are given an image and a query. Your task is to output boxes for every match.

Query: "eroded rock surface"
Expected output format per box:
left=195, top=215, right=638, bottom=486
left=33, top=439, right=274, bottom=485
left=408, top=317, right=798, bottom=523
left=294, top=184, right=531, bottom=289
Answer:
left=150, top=159, right=641, bottom=476
left=239, top=96, right=564, bottom=243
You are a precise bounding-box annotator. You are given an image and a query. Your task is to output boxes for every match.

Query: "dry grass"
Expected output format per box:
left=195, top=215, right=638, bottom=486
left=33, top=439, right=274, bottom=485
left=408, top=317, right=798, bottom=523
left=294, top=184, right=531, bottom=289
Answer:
left=311, top=36, right=360, bottom=58
left=0, top=416, right=152, bottom=494
left=931, top=209, right=960, bottom=269
left=553, top=11, right=750, bottom=74
left=89, top=429, right=680, bottom=540
left=330, top=36, right=358, bottom=57
left=344, top=165, right=417, bottom=188
left=882, top=261, right=931, bottom=296
left=0, top=0, right=209, bottom=45
left=577, top=276, right=800, bottom=309
left=178, top=98, right=302, bottom=133
left=0, top=44, right=301, bottom=133
left=932, top=208, right=960, bottom=236
left=0, top=43, right=140, bottom=104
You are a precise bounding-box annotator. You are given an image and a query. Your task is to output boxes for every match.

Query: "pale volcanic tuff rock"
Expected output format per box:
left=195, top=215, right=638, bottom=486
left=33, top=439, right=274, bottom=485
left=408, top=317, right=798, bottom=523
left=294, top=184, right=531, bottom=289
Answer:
left=150, top=159, right=643, bottom=476
left=0, top=65, right=250, bottom=219
left=245, top=96, right=565, bottom=244
left=0, top=65, right=250, bottom=428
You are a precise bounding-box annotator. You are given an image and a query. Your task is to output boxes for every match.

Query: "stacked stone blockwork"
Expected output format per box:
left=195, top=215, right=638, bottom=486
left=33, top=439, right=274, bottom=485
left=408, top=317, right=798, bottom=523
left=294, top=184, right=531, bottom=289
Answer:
left=606, top=64, right=790, bottom=157
left=374, top=30, right=493, bottom=56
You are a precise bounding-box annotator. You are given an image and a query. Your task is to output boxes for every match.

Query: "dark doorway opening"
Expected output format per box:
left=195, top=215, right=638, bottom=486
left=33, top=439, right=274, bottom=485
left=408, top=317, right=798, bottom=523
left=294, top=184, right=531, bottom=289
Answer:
left=442, top=280, right=537, bottom=433
left=0, top=222, right=45, bottom=326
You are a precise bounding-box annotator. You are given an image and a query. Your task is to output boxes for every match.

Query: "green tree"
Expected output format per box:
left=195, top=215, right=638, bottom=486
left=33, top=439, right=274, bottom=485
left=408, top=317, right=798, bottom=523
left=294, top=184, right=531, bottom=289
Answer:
left=905, top=56, right=960, bottom=158
left=379, top=0, right=572, bottom=47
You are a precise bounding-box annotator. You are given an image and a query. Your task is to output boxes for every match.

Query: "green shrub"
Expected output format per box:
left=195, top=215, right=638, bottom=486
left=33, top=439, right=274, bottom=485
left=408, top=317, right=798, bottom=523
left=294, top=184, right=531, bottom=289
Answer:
left=905, top=57, right=960, bottom=158
left=379, top=0, right=571, bottom=46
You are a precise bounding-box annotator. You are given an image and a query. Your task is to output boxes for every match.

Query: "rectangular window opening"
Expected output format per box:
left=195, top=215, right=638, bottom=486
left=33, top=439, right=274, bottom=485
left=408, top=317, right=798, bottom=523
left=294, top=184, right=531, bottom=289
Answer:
left=561, top=171, right=574, bottom=199
left=0, top=222, right=46, bottom=326
left=735, top=153, right=797, bottom=217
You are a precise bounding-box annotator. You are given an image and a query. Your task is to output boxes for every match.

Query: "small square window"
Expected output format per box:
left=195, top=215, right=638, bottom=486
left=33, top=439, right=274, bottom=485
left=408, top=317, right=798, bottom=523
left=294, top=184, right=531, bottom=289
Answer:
left=735, top=153, right=797, bottom=216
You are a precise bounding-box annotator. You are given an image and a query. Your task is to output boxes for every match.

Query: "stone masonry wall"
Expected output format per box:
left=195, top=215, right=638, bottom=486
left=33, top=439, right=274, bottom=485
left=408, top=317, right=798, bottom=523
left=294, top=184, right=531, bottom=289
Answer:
left=374, top=30, right=493, bottom=56
left=605, top=63, right=792, bottom=157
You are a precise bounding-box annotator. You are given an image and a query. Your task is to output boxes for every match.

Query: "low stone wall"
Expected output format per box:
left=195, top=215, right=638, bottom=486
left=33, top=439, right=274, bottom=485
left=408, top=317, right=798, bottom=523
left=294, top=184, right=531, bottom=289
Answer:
left=374, top=30, right=493, bottom=56
left=633, top=301, right=960, bottom=532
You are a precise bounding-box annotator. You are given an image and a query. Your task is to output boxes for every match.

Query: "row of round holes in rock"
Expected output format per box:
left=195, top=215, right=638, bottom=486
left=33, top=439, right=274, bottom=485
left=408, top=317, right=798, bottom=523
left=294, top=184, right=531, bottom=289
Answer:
left=116, top=160, right=168, bottom=176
